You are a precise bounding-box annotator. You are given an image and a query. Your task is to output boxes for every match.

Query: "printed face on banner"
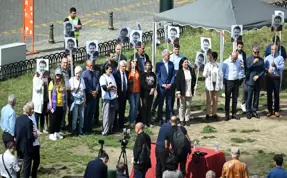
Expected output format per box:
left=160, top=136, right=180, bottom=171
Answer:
left=86, top=40, right=99, bottom=61
left=65, top=37, right=77, bottom=53
left=195, top=52, right=205, bottom=71
left=130, top=30, right=142, bottom=48
left=231, top=25, right=243, bottom=42
left=271, top=14, right=284, bottom=32
left=200, top=37, right=212, bottom=53
left=118, top=27, right=131, bottom=43
left=36, top=59, right=49, bottom=76
left=136, top=21, right=142, bottom=30
left=64, top=21, right=74, bottom=37
left=167, top=26, right=180, bottom=44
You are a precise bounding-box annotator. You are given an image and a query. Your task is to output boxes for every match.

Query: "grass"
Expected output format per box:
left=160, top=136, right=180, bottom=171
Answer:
left=201, top=135, right=216, bottom=139
left=240, top=129, right=260, bottom=133
left=230, top=137, right=256, bottom=143
left=201, top=125, right=217, bottom=133
left=1, top=25, right=287, bottom=176
left=229, top=129, right=237, bottom=132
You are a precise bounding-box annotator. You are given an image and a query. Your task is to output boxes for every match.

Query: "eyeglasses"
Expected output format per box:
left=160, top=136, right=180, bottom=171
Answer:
left=253, top=51, right=259, bottom=54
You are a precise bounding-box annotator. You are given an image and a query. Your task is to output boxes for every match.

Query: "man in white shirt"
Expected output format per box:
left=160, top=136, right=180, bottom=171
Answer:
left=0, top=141, right=21, bottom=178
left=222, top=51, right=241, bottom=120
left=170, top=44, right=185, bottom=114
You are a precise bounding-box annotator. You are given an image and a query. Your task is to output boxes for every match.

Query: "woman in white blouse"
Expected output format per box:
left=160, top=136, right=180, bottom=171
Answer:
left=176, top=57, right=196, bottom=126
left=99, top=64, right=118, bottom=136
left=203, top=52, right=223, bottom=120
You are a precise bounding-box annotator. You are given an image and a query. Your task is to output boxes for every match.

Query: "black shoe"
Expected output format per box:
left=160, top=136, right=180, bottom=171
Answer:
left=205, top=115, right=210, bottom=120
left=225, top=115, right=230, bottom=121
left=158, top=120, right=163, bottom=126
left=72, top=130, right=78, bottom=137
left=252, top=112, right=260, bottom=119
left=232, top=115, right=240, bottom=120
left=246, top=114, right=252, bottom=119
left=212, top=114, right=219, bottom=120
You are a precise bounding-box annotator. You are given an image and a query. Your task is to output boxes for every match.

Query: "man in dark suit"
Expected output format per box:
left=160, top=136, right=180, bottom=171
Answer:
left=156, top=49, right=175, bottom=124
left=113, top=60, right=129, bottom=131
left=246, top=45, right=265, bottom=119
left=15, top=101, right=35, bottom=178
left=84, top=152, right=109, bottom=178
left=131, top=44, right=150, bottom=72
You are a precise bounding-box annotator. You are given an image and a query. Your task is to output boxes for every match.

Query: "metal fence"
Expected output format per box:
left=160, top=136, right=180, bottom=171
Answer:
left=0, top=27, right=182, bottom=81
left=270, top=0, right=287, bottom=7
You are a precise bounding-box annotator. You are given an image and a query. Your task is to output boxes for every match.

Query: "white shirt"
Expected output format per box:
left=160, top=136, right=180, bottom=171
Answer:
left=100, top=74, right=117, bottom=100
left=0, top=150, right=20, bottom=178
left=29, top=115, right=40, bottom=146
left=163, top=60, right=169, bottom=74
left=170, top=53, right=184, bottom=71
left=184, top=69, right=192, bottom=97
left=120, top=71, right=127, bottom=91
left=69, top=77, right=86, bottom=105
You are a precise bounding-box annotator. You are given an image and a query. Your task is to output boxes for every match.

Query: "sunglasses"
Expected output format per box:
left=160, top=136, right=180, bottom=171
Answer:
left=253, top=51, right=259, bottom=54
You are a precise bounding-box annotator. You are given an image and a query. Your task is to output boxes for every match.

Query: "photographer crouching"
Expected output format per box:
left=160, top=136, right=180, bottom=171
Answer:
left=133, top=122, right=151, bottom=178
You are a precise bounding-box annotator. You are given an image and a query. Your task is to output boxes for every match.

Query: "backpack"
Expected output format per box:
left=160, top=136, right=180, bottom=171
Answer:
left=172, top=126, right=186, bottom=156
left=138, top=144, right=151, bottom=169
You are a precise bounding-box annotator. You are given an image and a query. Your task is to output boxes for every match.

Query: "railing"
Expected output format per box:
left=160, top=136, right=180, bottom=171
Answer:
left=270, top=0, right=287, bottom=8
left=0, top=27, right=181, bottom=81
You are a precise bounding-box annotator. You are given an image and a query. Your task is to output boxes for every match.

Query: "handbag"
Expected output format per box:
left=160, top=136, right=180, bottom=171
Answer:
left=2, top=154, right=12, bottom=178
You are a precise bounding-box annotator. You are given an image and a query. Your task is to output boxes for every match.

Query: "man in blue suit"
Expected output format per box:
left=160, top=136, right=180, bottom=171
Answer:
left=156, top=49, right=175, bottom=125
left=246, top=45, right=265, bottom=119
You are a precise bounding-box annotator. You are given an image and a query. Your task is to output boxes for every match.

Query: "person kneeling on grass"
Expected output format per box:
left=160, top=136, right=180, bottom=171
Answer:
left=0, top=141, right=21, bottom=178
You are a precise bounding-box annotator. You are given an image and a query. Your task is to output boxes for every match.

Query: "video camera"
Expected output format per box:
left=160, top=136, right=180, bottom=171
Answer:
left=119, top=128, right=131, bottom=148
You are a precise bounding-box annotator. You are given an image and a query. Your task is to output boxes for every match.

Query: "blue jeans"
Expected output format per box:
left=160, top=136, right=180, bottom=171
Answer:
left=84, top=99, right=96, bottom=133
left=129, top=92, right=140, bottom=124
left=134, top=169, right=146, bottom=178
left=72, top=104, right=84, bottom=133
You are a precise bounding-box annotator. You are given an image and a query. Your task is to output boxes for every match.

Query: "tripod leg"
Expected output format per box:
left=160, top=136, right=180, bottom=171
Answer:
left=123, top=151, right=129, bottom=175
left=117, top=151, right=123, bottom=164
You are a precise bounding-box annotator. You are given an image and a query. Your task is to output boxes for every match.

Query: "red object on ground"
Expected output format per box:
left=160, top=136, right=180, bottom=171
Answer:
left=130, top=143, right=226, bottom=178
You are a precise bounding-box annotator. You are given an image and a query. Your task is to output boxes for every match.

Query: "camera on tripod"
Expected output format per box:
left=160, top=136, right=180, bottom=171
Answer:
left=119, top=128, right=131, bottom=148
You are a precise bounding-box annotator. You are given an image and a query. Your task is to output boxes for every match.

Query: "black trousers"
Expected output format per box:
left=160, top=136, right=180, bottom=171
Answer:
left=171, top=84, right=176, bottom=113
left=94, top=95, right=100, bottom=126
left=152, top=93, right=160, bottom=112
left=224, top=79, right=239, bottom=115
left=267, top=77, right=281, bottom=112
left=141, top=95, right=153, bottom=126
left=2, top=132, right=14, bottom=149
left=114, top=91, right=127, bottom=130
left=49, top=107, right=64, bottom=133
left=17, top=151, right=32, bottom=178
left=177, top=153, right=188, bottom=176
left=34, top=102, right=48, bottom=132
left=31, top=146, right=40, bottom=178
left=61, top=91, right=72, bottom=130
left=246, top=83, right=261, bottom=114
left=155, top=146, right=168, bottom=178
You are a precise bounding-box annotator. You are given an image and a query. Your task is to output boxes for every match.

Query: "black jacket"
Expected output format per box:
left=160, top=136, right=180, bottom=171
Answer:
left=102, top=60, right=118, bottom=74
left=15, top=115, right=35, bottom=156
left=237, top=49, right=247, bottom=74
left=131, top=53, right=151, bottom=71
left=113, top=70, right=129, bottom=95
left=246, top=56, right=265, bottom=86
left=140, top=71, right=156, bottom=98
left=84, top=158, right=107, bottom=178
left=133, top=132, right=151, bottom=172
left=116, top=173, right=128, bottom=178
left=176, top=67, right=196, bottom=96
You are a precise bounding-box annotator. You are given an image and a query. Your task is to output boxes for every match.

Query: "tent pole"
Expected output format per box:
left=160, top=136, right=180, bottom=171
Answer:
left=152, top=22, right=156, bottom=72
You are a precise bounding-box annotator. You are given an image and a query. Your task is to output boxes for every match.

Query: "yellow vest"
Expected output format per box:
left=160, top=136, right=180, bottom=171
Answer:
left=68, top=16, right=80, bottom=40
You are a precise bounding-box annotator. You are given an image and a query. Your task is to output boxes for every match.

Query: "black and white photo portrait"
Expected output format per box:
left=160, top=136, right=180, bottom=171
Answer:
left=200, top=37, right=212, bottom=53
left=65, top=37, right=77, bottom=54
left=36, top=59, right=49, bottom=76
left=63, top=21, right=75, bottom=37
left=130, top=30, right=142, bottom=48
left=195, top=52, right=205, bottom=71
left=117, top=27, right=130, bottom=44
left=231, top=25, right=243, bottom=42
left=136, top=21, right=142, bottom=31
left=86, top=40, right=99, bottom=61
left=271, top=14, right=284, bottom=32
left=167, top=26, right=180, bottom=44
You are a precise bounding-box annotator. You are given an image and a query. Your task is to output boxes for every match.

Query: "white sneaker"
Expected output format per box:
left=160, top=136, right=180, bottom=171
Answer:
left=55, top=132, right=63, bottom=139
left=49, top=134, right=57, bottom=141
left=241, top=104, right=246, bottom=113
left=43, top=130, right=48, bottom=134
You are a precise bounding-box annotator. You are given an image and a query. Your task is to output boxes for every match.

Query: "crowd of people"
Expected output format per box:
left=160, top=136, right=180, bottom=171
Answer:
left=0, top=8, right=287, bottom=175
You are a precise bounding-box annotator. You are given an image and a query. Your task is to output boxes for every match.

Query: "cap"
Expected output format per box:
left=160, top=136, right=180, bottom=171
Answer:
left=55, top=68, right=62, bottom=75
left=231, top=147, right=240, bottom=155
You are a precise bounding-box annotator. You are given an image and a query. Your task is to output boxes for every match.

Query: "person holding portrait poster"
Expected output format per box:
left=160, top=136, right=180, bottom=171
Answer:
left=64, top=7, right=82, bottom=46
left=33, top=59, right=50, bottom=133
left=130, top=30, right=142, bottom=48
left=86, top=41, right=99, bottom=61
left=231, top=25, right=243, bottom=42
left=167, top=26, right=180, bottom=44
